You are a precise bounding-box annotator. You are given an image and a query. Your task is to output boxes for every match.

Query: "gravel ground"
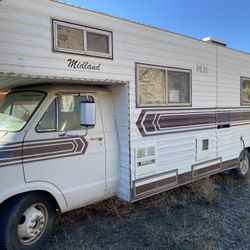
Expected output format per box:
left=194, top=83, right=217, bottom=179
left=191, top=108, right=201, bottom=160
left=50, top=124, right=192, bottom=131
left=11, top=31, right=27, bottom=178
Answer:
left=43, top=173, right=250, bottom=250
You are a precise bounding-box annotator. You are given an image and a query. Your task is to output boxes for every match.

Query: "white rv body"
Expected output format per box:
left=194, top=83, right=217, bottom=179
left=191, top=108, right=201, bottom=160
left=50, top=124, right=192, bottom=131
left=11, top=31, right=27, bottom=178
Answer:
left=0, top=0, right=250, bottom=206
left=0, top=0, right=250, bottom=248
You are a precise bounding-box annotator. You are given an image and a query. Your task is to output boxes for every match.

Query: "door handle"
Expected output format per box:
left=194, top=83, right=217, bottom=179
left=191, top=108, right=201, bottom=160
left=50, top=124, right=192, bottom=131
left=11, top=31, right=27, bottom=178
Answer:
left=90, top=137, right=103, bottom=141
left=217, top=124, right=230, bottom=129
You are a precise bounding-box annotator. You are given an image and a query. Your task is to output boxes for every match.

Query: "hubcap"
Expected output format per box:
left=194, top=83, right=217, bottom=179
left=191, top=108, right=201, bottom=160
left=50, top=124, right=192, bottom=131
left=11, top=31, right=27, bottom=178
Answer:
left=17, top=203, right=48, bottom=245
left=239, top=154, right=249, bottom=175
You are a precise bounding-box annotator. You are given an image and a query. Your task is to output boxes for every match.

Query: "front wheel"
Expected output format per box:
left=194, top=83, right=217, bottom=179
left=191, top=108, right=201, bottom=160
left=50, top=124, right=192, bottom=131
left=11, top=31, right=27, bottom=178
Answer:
left=235, top=150, right=250, bottom=177
left=0, top=192, right=55, bottom=250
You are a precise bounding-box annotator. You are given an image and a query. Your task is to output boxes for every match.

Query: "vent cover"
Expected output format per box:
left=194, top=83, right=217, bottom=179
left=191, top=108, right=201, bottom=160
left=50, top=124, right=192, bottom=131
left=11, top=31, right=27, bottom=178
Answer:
left=202, top=37, right=226, bottom=47
left=135, top=144, right=156, bottom=179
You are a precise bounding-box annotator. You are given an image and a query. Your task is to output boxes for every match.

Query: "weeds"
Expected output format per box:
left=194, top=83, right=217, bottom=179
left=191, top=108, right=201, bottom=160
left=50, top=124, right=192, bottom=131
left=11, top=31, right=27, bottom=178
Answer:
left=45, top=172, right=250, bottom=250
left=95, top=198, right=134, bottom=218
left=189, top=176, right=219, bottom=203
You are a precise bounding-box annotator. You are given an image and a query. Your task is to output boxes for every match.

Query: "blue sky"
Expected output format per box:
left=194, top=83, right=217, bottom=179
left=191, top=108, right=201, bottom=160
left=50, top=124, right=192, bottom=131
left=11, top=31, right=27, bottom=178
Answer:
left=65, top=0, right=250, bottom=53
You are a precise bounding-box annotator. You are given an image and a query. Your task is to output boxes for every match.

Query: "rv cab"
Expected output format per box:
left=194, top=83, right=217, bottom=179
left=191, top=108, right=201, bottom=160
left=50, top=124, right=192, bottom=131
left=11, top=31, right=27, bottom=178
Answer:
left=0, top=85, right=119, bottom=249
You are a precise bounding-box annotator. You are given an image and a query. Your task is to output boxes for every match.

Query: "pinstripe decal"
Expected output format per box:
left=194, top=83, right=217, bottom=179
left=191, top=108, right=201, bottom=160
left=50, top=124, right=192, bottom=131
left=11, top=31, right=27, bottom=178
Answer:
left=136, top=108, right=250, bottom=136
left=0, top=136, right=88, bottom=167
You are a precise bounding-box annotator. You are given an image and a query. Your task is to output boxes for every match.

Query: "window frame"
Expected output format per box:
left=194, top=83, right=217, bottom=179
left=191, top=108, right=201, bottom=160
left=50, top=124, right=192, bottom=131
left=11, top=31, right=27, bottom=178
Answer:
left=52, top=19, right=113, bottom=59
left=136, top=63, right=192, bottom=108
left=241, top=76, right=250, bottom=106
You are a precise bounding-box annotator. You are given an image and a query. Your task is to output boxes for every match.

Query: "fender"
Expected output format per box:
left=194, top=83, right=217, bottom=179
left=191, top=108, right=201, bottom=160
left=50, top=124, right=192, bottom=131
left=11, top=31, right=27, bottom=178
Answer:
left=0, top=181, right=69, bottom=212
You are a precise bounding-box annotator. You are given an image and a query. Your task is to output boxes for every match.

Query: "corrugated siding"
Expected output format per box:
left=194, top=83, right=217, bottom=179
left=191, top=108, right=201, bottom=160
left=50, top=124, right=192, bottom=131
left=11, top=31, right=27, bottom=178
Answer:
left=0, top=0, right=216, bottom=88
left=108, top=84, right=130, bottom=200
left=128, top=29, right=217, bottom=188
left=216, top=48, right=250, bottom=163
left=218, top=47, right=250, bottom=107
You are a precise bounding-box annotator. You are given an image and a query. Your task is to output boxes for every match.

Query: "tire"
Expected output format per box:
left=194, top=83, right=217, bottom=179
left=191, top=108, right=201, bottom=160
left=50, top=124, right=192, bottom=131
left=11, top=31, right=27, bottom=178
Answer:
left=235, top=150, right=250, bottom=177
left=0, top=192, right=55, bottom=250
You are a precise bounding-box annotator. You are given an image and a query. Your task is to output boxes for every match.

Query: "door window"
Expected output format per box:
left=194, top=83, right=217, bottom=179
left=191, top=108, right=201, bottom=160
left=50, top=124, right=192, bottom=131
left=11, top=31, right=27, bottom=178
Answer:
left=36, top=94, right=94, bottom=132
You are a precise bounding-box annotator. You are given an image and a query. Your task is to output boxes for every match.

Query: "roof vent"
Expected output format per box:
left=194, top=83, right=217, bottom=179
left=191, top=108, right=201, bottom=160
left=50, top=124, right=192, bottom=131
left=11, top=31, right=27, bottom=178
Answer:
left=202, top=37, right=226, bottom=47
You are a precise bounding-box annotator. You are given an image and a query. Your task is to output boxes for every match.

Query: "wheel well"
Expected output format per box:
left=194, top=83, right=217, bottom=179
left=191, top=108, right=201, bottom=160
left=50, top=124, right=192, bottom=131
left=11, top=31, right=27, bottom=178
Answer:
left=0, top=190, right=60, bottom=212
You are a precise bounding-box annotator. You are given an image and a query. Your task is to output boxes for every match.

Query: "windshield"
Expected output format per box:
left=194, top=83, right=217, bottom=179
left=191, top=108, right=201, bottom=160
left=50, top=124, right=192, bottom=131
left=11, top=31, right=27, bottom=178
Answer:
left=0, top=91, right=45, bottom=132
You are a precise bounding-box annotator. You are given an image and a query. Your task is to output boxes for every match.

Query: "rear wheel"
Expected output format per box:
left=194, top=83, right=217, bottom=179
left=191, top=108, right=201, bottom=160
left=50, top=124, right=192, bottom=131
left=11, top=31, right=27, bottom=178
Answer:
left=0, top=192, right=55, bottom=250
left=235, top=150, right=250, bottom=177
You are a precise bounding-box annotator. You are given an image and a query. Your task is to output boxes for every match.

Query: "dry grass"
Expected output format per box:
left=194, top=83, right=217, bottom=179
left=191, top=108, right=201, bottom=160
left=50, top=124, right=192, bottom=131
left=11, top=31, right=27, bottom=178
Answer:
left=69, top=175, right=220, bottom=220
left=94, top=198, right=135, bottom=218
left=189, top=176, right=219, bottom=203
left=46, top=173, right=250, bottom=250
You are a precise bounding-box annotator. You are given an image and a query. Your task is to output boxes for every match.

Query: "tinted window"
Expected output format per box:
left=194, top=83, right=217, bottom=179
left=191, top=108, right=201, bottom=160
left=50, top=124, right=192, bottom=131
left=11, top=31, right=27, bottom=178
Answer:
left=87, top=32, right=109, bottom=53
left=168, top=71, right=190, bottom=104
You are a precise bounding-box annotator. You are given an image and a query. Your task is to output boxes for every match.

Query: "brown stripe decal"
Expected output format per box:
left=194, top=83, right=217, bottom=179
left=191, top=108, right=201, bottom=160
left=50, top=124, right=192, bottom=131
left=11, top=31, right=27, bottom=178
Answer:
left=0, top=142, right=23, bottom=167
left=0, top=137, right=88, bottom=167
left=221, top=158, right=238, bottom=170
left=136, top=108, right=250, bottom=136
left=193, top=163, right=221, bottom=177
left=136, top=176, right=177, bottom=195
left=134, top=158, right=238, bottom=198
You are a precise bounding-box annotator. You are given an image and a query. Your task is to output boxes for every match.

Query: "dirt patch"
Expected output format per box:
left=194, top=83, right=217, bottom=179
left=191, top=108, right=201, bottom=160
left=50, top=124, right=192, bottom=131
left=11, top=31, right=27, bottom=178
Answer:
left=44, top=173, right=250, bottom=250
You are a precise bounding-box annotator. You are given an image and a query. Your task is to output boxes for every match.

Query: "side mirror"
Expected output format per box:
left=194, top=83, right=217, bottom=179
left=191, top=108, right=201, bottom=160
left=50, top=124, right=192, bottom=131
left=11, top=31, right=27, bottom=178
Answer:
left=80, top=100, right=96, bottom=127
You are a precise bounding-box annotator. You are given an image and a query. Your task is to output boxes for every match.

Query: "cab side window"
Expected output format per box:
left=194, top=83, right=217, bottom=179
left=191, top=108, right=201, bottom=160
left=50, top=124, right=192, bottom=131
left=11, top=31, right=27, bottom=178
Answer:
left=36, top=99, right=56, bottom=131
left=36, top=94, right=94, bottom=132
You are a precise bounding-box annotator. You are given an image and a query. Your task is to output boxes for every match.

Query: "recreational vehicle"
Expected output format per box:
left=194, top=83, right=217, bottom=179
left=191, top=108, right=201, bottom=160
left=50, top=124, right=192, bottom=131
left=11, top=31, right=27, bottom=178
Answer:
left=0, top=0, right=250, bottom=249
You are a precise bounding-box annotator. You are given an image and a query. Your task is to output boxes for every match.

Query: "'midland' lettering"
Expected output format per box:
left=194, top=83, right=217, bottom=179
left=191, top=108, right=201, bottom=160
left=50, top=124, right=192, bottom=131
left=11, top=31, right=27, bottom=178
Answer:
left=67, top=59, right=101, bottom=71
